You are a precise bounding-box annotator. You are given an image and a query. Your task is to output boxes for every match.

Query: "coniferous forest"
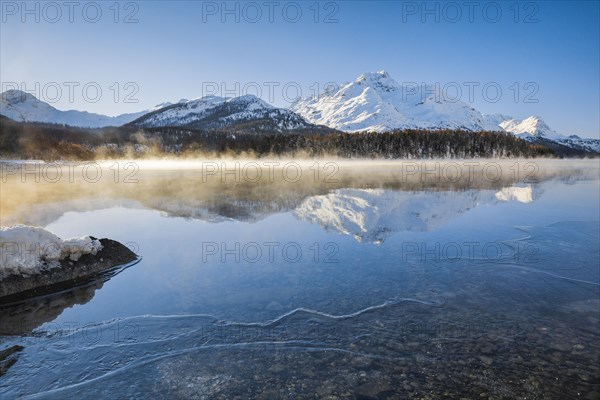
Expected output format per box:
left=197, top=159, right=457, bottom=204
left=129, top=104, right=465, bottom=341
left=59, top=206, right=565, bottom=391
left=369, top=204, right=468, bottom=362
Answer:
left=0, top=115, right=566, bottom=161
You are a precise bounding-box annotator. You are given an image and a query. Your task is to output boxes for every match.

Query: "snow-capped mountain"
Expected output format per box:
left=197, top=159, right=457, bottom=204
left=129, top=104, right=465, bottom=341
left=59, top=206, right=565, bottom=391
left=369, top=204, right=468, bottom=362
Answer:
left=129, top=94, right=322, bottom=133
left=291, top=71, right=599, bottom=153
left=2, top=74, right=597, bottom=152
left=498, top=115, right=600, bottom=152
left=0, top=90, right=154, bottom=128
left=554, top=135, right=600, bottom=153
left=292, top=71, right=498, bottom=133
left=499, top=116, right=561, bottom=140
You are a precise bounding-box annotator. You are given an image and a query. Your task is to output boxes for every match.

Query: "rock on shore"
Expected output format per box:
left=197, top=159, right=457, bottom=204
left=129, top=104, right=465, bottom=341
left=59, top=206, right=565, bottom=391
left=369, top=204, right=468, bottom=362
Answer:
left=0, top=238, right=138, bottom=302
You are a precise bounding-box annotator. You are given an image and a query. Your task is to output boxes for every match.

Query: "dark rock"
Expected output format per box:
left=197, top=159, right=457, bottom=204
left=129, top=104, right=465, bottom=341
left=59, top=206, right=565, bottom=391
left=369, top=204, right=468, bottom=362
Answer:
left=0, top=239, right=138, bottom=303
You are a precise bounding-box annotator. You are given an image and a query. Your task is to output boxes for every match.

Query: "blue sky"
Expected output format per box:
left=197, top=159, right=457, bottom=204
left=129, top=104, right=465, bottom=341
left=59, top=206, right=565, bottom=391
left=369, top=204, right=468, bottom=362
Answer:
left=1, top=1, right=599, bottom=138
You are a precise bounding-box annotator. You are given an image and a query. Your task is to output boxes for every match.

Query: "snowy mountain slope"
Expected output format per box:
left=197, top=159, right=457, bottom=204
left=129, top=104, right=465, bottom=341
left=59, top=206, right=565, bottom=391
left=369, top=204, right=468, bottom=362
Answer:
left=292, top=71, right=497, bottom=133
left=499, top=116, right=561, bottom=140
left=129, top=94, right=321, bottom=133
left=0, top=90, right=158, bottom=128
left=498, top=115, right=600, bottom=152
left=291, top=71, right=599, bottom=153
left=127, top=95, right=226, bottom=127
left=554, top=135, right=600, bottom=153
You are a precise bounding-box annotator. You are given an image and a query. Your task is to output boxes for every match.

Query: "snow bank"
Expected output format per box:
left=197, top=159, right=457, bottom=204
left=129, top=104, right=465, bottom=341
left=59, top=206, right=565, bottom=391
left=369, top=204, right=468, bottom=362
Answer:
left=0, top=225, right=103, bottom=278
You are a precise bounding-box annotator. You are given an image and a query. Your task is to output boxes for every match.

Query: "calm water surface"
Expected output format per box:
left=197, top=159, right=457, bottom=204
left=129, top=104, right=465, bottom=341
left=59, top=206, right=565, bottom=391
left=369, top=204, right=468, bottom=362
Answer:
left=0, top=160, right=599, bottom=399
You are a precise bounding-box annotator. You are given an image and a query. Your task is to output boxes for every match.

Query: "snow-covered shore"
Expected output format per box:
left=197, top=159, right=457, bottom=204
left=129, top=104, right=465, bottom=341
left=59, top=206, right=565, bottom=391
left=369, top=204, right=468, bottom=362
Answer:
left=0, top=225, right=103, bottom=278
left=0, top=226, right=138, bottom=301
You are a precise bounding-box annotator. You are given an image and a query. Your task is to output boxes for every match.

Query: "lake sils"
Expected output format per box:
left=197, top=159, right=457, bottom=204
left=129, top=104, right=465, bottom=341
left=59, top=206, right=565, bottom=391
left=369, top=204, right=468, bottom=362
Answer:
left=1, top=159, right=599, bottom=399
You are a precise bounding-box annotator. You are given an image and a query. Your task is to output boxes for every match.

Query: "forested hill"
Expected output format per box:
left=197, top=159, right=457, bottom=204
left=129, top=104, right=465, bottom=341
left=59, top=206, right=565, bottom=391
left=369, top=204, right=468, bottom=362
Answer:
left=0, top=116, right=574, bottom=161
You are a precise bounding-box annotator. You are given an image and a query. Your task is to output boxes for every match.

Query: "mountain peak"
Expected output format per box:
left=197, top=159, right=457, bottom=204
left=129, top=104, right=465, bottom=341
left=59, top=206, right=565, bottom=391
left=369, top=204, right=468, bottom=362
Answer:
left=353, top=71, right=400, bottom=96
left=291, top=70, right=593, bottom=150
left=227, top=94, right=273, bottom=110
left=499, top=115, right=561, bottom=140
left=522, top=115, right=543, bottom=123
left=1, top=90, right=39, bottom=104
left=292, top=70, right=489, bottom=133
left=356, top=70, right=392, bottom=84
left=129, top=94, right=315, bottom=133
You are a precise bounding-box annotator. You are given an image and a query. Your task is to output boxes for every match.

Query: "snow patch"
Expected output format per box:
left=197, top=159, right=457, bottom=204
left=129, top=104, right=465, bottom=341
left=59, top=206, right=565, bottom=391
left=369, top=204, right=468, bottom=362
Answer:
left=0, top=225, right=103, bottom=278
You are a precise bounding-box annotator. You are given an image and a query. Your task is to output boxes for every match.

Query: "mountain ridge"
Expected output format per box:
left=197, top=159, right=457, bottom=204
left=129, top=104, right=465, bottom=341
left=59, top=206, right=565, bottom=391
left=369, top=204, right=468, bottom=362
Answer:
left=291, top=71, right=599, bottom=152
left=127, top=94, right=325, bottom=134
left=1, top=71, right=598, bottom=152
left=0, top=89, right=159, bottom=128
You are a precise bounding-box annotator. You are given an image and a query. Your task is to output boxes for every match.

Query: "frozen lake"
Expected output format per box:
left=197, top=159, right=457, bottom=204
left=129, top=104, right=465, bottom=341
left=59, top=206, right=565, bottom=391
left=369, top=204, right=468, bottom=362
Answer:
left=1, top=159, right=599, bottom=399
